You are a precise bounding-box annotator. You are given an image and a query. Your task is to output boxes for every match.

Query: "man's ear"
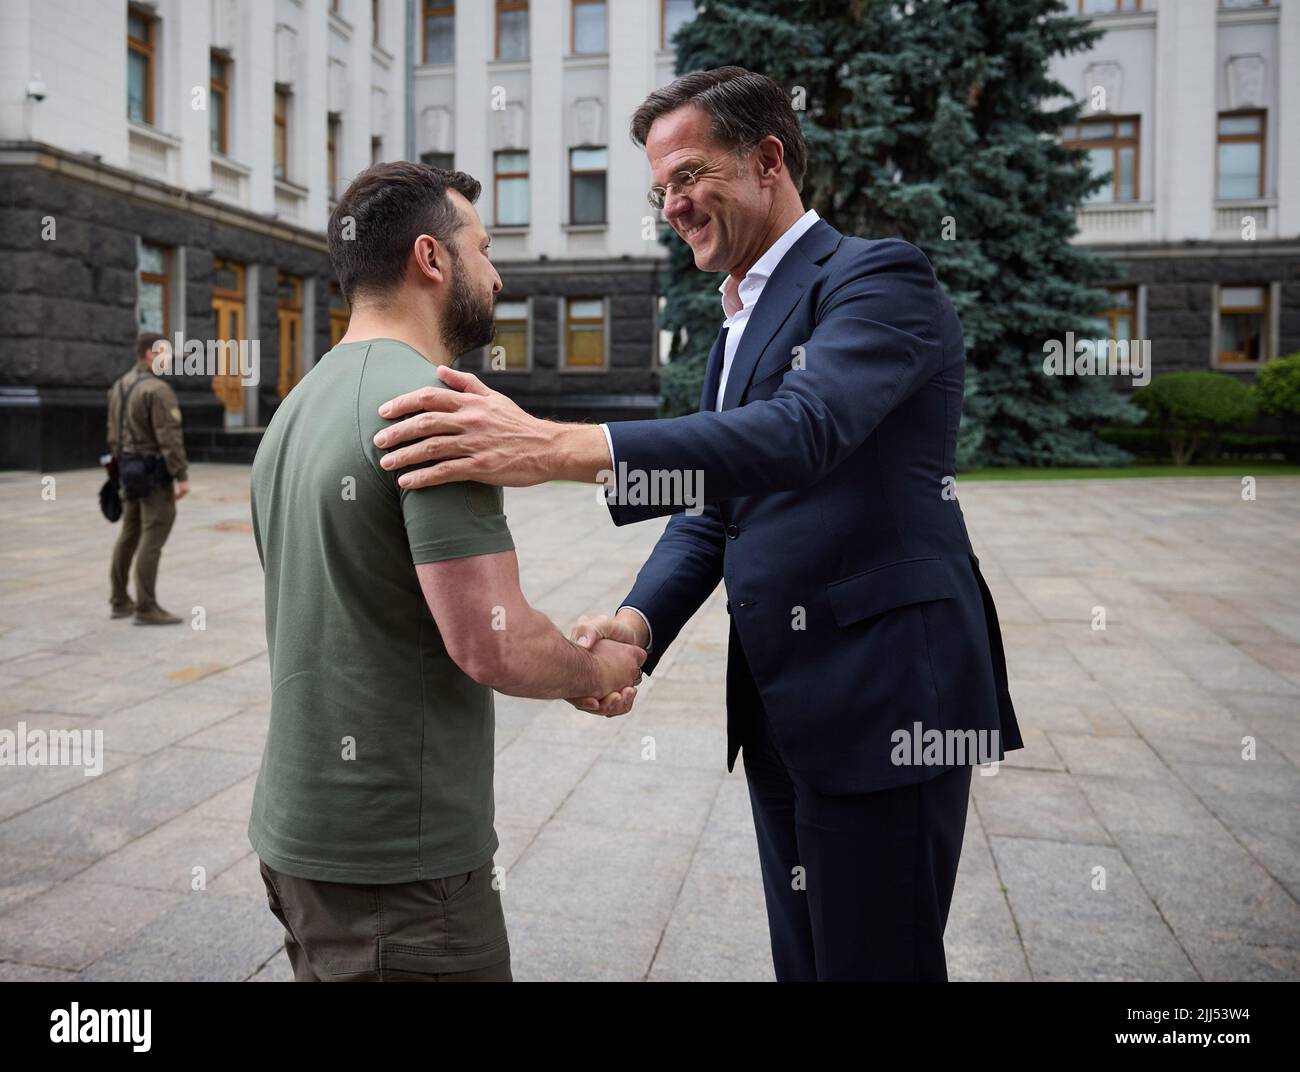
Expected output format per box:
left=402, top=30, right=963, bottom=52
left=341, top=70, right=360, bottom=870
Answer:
left=413, top=234, right=444, bottom=284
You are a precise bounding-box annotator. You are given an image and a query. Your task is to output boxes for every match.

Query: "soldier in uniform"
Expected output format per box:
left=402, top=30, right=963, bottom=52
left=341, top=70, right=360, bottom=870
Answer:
left=106, top=331, right=191, bottom=625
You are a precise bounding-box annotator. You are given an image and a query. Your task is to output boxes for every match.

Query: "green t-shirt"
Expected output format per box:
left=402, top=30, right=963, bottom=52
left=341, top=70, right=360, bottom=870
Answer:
left=247, top=339, right=514, bottom=884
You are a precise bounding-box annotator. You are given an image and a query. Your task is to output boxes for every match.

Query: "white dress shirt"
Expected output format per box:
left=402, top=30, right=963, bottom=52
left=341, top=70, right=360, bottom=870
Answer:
left=606, top=208, right=822, bottom=650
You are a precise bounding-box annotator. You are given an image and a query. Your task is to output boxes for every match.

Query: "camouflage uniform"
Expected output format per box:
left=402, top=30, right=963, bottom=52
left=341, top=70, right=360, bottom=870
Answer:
left=106, top=364, right=189, bottom=616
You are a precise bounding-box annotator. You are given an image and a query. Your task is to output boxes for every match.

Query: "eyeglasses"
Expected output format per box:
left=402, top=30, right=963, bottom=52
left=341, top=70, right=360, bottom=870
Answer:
left=646, top=159, right=724, bottom=210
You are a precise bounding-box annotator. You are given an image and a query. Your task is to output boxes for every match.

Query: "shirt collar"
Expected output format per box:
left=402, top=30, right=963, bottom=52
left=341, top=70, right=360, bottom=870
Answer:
left=719, top=208, right=821, bottom=317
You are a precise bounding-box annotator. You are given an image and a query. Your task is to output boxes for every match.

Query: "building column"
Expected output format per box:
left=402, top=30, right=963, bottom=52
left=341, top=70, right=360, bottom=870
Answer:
left=606, top=0, right=652, bottom=256
left=1153, top=0, right=1216, bottom=242
left=530, top=0, right=565, bottom=258
left=454, top=0, right=490, bottom=221
left=1277, top=0, right=1300, bottom=238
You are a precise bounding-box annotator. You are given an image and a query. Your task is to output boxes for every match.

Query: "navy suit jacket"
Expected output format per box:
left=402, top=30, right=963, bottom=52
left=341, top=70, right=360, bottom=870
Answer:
left=605, top=219, right=1023, bottom=794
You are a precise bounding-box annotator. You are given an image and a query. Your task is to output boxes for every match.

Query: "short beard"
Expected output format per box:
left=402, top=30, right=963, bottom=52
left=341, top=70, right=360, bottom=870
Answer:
left=439, top=246, right=496, bottom=359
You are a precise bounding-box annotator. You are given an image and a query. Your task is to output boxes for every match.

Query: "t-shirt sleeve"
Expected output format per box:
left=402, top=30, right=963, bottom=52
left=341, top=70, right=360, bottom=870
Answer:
left=399, top=479, right=515, bottom=565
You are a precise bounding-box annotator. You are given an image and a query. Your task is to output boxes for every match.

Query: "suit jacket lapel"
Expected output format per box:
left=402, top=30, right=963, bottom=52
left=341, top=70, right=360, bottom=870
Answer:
left=698, top=323, right=727, bottom=413
left=719, top=219, right=842, bottom=412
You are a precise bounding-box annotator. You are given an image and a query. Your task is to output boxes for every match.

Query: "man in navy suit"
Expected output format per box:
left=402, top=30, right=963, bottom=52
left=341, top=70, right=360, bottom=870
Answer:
left=371, top=67, right=1023, bottom=981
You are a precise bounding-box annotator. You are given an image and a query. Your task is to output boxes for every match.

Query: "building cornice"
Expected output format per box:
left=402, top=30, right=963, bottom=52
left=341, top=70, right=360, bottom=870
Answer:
left=0, top=141, right=328, bottom=253
left=1087, top=239, right=1300, bottom=260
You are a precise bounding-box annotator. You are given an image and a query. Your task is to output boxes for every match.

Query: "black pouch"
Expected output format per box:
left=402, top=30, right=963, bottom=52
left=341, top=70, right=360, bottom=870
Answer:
left=118, top=452, right=154, bottom=500
left=99, top=477, right=122, bottom=522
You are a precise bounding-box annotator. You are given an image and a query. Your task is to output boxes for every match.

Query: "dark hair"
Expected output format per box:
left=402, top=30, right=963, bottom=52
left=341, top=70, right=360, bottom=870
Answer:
left=136, top=331, right=166, bottom=358
left=328, top=161, right=481, bottom=304
left=630, top=66, right=806, bottom=193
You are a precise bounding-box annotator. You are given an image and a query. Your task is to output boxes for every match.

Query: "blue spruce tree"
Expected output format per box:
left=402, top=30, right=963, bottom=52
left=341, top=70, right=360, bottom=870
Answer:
left=657, top=0, right=1140, bottom=466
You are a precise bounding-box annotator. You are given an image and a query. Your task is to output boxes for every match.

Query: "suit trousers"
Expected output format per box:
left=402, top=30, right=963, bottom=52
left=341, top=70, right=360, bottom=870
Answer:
left=734, top=638, right=973, bottom=981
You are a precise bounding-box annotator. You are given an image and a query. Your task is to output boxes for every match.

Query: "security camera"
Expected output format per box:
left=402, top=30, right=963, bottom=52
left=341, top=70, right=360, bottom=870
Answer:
left=26, top=78, right=47, bottom=101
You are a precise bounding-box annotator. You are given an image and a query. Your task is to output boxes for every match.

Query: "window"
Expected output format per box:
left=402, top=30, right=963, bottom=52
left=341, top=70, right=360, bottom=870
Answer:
left=1063, top=116, right=1140, bottom=203
left=210, top=53, right=230, bottom=155
left=137, top=241, right=170, bottom=336
left=1079, top=0, right=1140, bottom=12
left=327, top=115, right=341, bottom=198
left=1217, top=111, right=1265, bottom=200
left=494, top=150, right=529, bottom=225
left=371, top=136, right=383, bottom=164
left=423, top=1, right=454, bottom=64
left=1216, top=286, right=1270, bottom=366
left=127, top=8, right=156, bottom=125
left=491, top=300, right=529, bottom=370
left=570, top=147, right=607, bottom=224
left=564, top=298, right=605, bottom=368
left=497, top=1, right=528, bottom=60
left=274, top=87, right=290, bottom=181
left=1102, top=287, right=1136, bottom=343
left=572, top=0, right=606, bottom=54
left=661, top=0, right=693, bottom=47
left=329, top=282, right=350, bottom=347
left=421, top=151, right=454, bottom=170
left=277, top=273, right=304, bottom=398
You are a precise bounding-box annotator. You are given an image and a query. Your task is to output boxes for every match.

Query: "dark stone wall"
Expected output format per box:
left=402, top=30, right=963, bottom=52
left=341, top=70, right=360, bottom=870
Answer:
left=0, top=159, right=665, bottom=469
left=473, top=258, right=662, bottom=413
left=1111, top=243, right=1300, bottom=377
left=0, top=161, right=334, bottom=470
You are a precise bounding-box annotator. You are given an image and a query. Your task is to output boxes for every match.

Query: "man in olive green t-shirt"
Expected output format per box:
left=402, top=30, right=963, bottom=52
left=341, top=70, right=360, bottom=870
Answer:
left=249, top=162, right=645, bottom=983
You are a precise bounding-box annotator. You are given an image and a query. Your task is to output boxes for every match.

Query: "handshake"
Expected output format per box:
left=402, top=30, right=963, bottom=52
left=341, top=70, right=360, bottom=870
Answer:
left=566, top=608, right=651, bottom=720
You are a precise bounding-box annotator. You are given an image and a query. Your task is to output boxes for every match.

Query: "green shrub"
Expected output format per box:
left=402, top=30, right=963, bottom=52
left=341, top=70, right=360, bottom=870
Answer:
left=1133, top=372, right=1258, bottom=465
left=1255, top=352, right=1300, bottom=420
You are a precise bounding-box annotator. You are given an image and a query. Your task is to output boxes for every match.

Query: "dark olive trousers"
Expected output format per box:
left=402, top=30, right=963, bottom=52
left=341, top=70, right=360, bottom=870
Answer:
left=259, top=857, right=512, bottom=982
left=110, top=481, right=176, bottom=612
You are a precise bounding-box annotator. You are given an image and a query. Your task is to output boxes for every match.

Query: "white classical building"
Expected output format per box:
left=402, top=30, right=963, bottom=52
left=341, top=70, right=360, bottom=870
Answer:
left=1052, top=0, right=1299, bottom=372
left=1, top=0, right=1294, bottom=472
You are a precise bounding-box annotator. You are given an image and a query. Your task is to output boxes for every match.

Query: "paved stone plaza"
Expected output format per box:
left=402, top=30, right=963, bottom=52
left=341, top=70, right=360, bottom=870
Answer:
left=0, top=464, right=1297, bottom=982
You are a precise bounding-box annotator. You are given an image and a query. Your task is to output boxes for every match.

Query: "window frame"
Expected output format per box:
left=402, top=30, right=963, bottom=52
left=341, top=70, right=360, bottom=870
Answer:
left=571, top=0, right=607, bottom=56
left=569, top=145, right=608, bottom=225
left=1077, top=0, right=1142, bottom=13
left=1101, top=286, right=1137, bottom=344
left=136, top=240, right=171, bottom=338
left=209, top=52, right=231, bottom=156
left=1064, top=115, right=1141, bottom=204
left=1213, top=284, right=1272, bottom=368
left=1216, top=109, right=1266, bottom=200
left=489, top=297, right=532, bottom=373
left=274, top=86, right=291, bottom=182
left=496, top=0, right=528, bottom=61
left=660, top=0, right=693, bottom=48
left=327, top=114, right=341, bottom=199
left=127, top=6, right=157, bottom=126
left=494, top=149, right=530, bottom=227
left=422, top=0, right=455, bottom=65
left=562, top=296, right=608, bottom=371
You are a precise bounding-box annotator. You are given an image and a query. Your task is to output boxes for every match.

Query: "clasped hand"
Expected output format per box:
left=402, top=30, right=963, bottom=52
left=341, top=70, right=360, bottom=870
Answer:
left=566, top=613, right=648, bottom=718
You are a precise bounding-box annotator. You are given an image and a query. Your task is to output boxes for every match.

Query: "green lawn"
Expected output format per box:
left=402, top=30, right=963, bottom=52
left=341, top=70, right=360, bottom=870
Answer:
left=960, top=463, right=1300, bottom=481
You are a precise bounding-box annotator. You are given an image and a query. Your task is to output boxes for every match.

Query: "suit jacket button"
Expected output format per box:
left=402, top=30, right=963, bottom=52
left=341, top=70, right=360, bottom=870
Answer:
left=725, top=524, right=739, bottom=539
